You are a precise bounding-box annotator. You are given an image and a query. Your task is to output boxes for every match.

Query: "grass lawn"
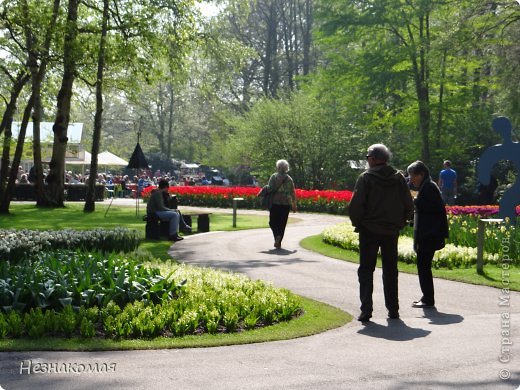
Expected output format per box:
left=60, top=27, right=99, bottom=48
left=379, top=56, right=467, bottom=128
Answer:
left=300, top=234, right=520, bottom=291
left=0, top=203, right=352, bottom=350
left=1, top=203, right=269, bottom=233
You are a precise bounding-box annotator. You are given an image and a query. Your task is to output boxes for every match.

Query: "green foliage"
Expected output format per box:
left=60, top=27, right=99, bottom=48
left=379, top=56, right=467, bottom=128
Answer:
left=0, top=254, right=302, bottom=340
left=6, top=311, right=23, bottom=338
left=80, top=317, right=96, bottom=339
left=24, top=308, right=45, bottom=338
left=0, top=314, right=8, bottom=338
left=223, top=92, right=355, bottom=189
left=322, top=220, right=518, bottom=269
left=59, top=305, right=77, bottom=338
left=0, top=227, right=140, bottom=264
left=0, top=250, right=185, bottom=312
left=309, top=0, right=520, bottom=180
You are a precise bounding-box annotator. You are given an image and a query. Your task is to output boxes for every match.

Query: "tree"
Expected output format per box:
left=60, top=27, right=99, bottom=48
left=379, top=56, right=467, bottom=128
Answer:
left=84, top=0, right=109, bottom=212
left=0, top=0, right=61, bottom=211
left=223, top=91, right=353, bottom=189
left=314, top=0, right=519, bottom=171
left=207, top=0, right=316, bottom=104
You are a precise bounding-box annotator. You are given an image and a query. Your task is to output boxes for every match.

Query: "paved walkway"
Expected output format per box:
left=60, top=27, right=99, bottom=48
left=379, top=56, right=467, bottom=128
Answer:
left=1, top=202, right=519, bottom=389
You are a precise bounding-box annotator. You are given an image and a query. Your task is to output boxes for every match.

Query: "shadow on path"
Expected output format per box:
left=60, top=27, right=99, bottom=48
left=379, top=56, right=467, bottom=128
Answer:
left=175, top=257, right=319, bottom=272
left=259, top=248, right=298, bottom=256
left=357, top=319, right=431, bottom=341
left=420, top=307, right=464, bottom=325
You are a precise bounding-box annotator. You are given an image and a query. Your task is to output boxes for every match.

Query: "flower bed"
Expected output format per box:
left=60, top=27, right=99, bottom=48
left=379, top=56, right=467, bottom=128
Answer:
left=141, top=185, right=353, bottom=214
left=322, top=223, right=510, bottom=269
left=400, top=212, right=519, bottom=262
left=446, top=205, right=520, bottom=217
left=0, top=228, right=140, bottom=264
left=0, top=228, right=303, bottom=340
left=0, top=257, right=302, bottom=339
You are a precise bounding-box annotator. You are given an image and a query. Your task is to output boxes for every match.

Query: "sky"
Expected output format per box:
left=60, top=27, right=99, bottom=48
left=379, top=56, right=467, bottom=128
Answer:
left=196, top=1, right=221, bottom=19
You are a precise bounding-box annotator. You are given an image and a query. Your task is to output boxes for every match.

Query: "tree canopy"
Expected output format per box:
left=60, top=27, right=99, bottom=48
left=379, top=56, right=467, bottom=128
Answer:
left=0, top=0, right=518, bottom=206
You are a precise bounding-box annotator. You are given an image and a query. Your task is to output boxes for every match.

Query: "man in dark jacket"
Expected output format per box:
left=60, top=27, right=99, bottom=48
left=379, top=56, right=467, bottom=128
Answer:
left=349, top=144, right=414, bottom=322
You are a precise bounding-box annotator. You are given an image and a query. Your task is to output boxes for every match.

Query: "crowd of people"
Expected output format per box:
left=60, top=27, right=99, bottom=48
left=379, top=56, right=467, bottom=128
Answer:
left=12, top=165, right=230, bottom=198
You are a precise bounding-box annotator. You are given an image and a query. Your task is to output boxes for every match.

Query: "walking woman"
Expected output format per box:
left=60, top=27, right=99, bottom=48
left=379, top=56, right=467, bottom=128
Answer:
left=407, top=161, right=449, bottom=307
left=267, top=159, right=297, bottom=249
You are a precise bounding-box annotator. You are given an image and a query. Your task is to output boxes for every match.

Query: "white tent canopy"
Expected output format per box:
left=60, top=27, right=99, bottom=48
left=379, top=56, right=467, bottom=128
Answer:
left=65, top=151, right=127, bottom=166
left=97, top=151, right=128, bottom=166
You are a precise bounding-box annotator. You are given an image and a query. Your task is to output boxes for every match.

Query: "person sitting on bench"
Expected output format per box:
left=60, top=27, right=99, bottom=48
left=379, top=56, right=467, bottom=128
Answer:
left=161, top=190, right=192, bottom=233
left=146, top=179, right=185, bottom=241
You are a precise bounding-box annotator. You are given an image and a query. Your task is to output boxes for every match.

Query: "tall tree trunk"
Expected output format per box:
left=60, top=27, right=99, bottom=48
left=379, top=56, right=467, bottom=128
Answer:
left=301, top=0, right=313, bottom=76
left=167, top=82, right=174, bottom=160
left=408, top=13, right=431, bottom=164
left=0, top=0, right=59, bottom=211
left=47, top=0, right=79, bottom=207
left=263, top=1, right=278, bottom=96
left=157, top=85, right=166, bottom=155
left=85, top=0, right=109, bottom=212
left=435, top=48, right=448, bottom=150
left=280, top=1, right=295, bottom=90
left=0, top=71, right=29, bottom=137
left=32, top=0, right=61, bottom=207
left=0, top=71, right=30, bottom=210
left=0, top=94, right=35, bottom=213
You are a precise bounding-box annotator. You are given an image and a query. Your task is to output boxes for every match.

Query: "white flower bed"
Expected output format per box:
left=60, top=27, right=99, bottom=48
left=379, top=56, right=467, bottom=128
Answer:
left=322, top=223, right=499, bottom=268
left=0, top=228, right=140, bottom=263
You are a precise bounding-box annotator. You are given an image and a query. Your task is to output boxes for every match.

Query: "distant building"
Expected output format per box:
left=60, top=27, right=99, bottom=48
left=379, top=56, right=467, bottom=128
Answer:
left=10, top=122, right=84, bottom=170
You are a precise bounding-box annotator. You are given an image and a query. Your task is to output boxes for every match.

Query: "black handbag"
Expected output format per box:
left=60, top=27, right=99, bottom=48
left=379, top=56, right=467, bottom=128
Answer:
left=257, top=177, right=287, bottom=210
left=257, top=185, right=272, bottom=209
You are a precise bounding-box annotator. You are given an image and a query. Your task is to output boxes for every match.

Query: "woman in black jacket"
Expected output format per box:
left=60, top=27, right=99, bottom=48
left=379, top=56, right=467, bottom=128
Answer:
left=407, top=161, right=449, bottom=307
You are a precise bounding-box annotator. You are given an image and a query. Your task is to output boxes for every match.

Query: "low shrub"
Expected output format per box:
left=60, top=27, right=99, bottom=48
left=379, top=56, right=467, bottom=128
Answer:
left=0, top=228, right=140, bottom=264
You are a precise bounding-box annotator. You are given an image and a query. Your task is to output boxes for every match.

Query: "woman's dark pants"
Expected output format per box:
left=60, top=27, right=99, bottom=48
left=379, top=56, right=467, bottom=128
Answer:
left=269, top=204, right=291, bottom=241
left=416, top=242, right=436, bottom=305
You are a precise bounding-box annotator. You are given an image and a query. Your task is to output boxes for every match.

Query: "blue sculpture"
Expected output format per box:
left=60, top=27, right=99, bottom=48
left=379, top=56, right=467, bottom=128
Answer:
left=477, top=116, right=519, bottom=222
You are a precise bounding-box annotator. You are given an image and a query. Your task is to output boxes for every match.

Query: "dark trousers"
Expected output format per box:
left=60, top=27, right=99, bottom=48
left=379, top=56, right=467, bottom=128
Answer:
left=358, top=229, right=399, bottom=314
left=416, top=242, right=436, bottom=305
left=269, top=204, right=291, bottom=241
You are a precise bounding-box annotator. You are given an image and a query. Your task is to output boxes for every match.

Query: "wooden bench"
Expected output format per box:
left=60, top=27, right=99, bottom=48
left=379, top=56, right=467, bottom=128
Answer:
left=144, top=214, right=170, bottom=240
left=144, top=211, right=212, bottom=240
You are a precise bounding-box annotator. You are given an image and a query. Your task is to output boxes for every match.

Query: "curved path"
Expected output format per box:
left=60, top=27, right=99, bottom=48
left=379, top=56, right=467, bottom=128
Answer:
left=1, top=207, right=519, bottom=389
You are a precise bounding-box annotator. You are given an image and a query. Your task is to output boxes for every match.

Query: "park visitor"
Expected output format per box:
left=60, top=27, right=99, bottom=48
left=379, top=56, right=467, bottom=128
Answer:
left=146, top=179, right=183, bottom=241
left=438, top=160, right=457, bottom=205
left=267, top=159, right=297, bottom=249
left=348, top=144, right=414, bottom=322
left=407, top=161, right=449, bottom=308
